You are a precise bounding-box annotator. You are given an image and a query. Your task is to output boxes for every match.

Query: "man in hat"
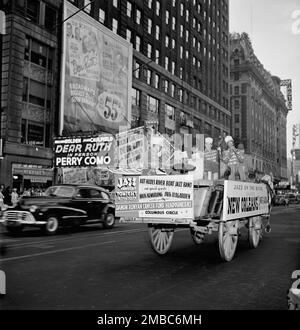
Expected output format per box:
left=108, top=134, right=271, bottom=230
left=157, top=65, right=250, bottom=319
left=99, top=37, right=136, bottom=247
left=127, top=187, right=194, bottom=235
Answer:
left=204, top=137, right=219, bottom=180
left=222, top=136, right=245, bottom=180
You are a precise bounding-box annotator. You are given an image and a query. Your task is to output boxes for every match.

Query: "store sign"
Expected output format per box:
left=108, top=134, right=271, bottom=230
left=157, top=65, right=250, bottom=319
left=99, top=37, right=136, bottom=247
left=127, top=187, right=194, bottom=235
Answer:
left=115, top=175, right=194, bottom=219
left=54, top=134, right=115, bottom=167
left=222, top=181, right=269, bottom=221
left=280, top=79, right=293, bottom=111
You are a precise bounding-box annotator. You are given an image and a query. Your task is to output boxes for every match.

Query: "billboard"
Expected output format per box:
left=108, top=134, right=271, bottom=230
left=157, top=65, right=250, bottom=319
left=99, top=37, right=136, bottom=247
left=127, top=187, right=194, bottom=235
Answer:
left=222, top=181, right=269, bottom=221
left=115, top=175, right=194, bottom=219
left=60, top=1, right=132, bottom=134
left=280, top=79, right=292, bottom=111
left=54, top=134, right=115, bottom=167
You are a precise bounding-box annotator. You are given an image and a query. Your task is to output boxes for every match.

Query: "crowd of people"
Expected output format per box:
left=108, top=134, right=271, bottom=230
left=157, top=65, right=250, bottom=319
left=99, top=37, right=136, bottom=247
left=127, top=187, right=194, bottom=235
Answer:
left=0, top=185, right=46, bottom=210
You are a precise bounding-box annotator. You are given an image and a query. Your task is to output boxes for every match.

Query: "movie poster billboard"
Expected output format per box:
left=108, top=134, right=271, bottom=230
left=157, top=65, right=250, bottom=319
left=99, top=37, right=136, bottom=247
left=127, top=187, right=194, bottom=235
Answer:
left=115, top=175, right=194, bottom=219
left=222, top=181, right=269, bottom=221
left=60, top=1, right=132, bottom=134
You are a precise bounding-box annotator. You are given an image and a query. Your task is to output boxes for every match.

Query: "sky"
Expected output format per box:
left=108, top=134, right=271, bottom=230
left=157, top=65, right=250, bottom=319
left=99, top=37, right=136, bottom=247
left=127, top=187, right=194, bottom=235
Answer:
left=229, top=0, right=300, bottom=157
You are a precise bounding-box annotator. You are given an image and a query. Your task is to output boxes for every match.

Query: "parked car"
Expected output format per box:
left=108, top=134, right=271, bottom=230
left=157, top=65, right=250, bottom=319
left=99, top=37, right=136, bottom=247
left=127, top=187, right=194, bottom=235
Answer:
left=273, top=195, right=289, bottom=206
left=0, top=184, right=116, bottom=235
left=287, top=193, right=300, bottom=204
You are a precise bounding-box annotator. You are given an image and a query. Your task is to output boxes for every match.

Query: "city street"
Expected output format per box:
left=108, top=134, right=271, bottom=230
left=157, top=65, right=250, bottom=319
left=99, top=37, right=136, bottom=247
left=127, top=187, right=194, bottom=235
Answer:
left=0, top=205, right=299, bottom=310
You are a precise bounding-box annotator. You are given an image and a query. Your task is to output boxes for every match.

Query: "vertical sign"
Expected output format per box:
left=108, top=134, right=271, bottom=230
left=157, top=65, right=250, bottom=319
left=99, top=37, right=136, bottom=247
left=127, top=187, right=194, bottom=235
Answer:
left=280, top=79, right=292, bottom=111
left=60, top=1, right=132, bottom=134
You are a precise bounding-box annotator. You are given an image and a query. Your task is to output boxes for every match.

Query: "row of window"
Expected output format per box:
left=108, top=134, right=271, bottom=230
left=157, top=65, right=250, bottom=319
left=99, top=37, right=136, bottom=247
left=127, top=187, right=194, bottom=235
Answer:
left=132, top=85, right=230, bottom=128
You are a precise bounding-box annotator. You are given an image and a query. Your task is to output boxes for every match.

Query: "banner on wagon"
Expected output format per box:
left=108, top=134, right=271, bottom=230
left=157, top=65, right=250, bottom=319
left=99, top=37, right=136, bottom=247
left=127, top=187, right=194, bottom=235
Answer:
left=115, top=175, right=194, bottom=219
left=222, top=180, right=269, bottom=221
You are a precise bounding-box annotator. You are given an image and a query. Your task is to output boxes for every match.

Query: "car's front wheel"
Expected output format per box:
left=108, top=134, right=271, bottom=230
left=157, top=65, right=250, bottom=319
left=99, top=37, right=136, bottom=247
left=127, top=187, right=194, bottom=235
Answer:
left=43, top=215, right=59, bottom=235
left=103, top=213, right=115, bottom=229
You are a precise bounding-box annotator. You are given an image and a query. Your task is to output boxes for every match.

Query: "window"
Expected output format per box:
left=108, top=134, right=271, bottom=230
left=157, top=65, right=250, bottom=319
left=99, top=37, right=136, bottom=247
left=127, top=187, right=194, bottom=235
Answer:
left=180, top=46, right=183, bottom=59
left=112, top=18, right=118, bottom=34
left=134, top=61, right=140, bottom=78
left=171, top=84, right=175, bottom=97
left=147, top=44, right=152, bottom=58
left=148, top=0, right=152, bottom=8
left=180, top=25, right=184, bottom=38
left=155, top=49, right=160, bottom=64
left=165, top=104, right=175, bottom=120
left=44, top=4, right=57, bottom=31
left=146, top=69, right=152, bottom=84
left=135, top=35, right=141, bottom=51
left=126, top=29, right=132, bottom=43
left=172, top=17, right=176, bottom=30
left=147, top=95, right=159, bottom=113
left=136, top=9, right=141, bottom=24
left=179, top=89, right=183, bottom=102
left=155, top=25, right=160, bottom=40
left=164, top=80, right=169, bottom=93
left=179, top=67, right=183, bottom=79
left=171, top=61, right=175, bottom=74
left=234, top=99, right=240, bottom=109
left=99, top=9, right=105, bottom=24
left=166, top=10, right=170, bottom=24
left=171, top=39, right=175, bottom=49
left=113, top=0, right=118, bottom=7
left=165, top=35, right=170, bottom=47
left=156, top=1, right=160, bottom=16
left=132, top=88, right=141, bottom=106
left=148, top=18, right=152, bottom=34
left=186, top=30, right=189, bottom=42
left=26, top=0, right=40, bottom=23
left=127, top=1, right=132, bottom=17
left=154, top=74, right=160, bottom=89
left=234, top=114, right=240, bottom=123
left=165, top=57, right=169, bottom=70
left=180, top=3, right=184, bottom=16
left=234, top=86, right=239, bottom=95
left=234, top=128, right=240, bottom=138
left=83, top=0, right=91, bottom=14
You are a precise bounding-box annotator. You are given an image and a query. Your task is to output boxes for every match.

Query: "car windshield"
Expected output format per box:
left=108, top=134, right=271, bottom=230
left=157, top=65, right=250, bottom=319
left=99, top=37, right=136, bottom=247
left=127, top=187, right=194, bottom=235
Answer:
left=45, top=186, right=75, bottom=197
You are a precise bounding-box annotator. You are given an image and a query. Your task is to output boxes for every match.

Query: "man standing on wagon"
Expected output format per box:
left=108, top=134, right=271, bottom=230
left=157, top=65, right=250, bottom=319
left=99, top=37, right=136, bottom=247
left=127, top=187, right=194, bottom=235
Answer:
left=222, top=136, right=246, bottom=181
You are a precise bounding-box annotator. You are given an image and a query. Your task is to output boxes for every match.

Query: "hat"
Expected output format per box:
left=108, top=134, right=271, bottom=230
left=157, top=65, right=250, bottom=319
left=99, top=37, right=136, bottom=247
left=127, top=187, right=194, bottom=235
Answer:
left=225, top=136, right=234, bottom=144
left=205, top=137, right=213, bottom=144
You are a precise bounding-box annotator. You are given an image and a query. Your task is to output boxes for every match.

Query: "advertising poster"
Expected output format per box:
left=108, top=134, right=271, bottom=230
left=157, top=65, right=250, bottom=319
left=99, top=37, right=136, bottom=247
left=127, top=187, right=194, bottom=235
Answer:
left=60, top=1, right=132, bottom=134
left=115, top=127, right=146, bottom=169
left=54, top=134, right=115, bottom=168
left=62, top=167, right=87, bottom=184
left=115, top=175, right=194, bottom=219
left=222, top=181, right=269, bottom=221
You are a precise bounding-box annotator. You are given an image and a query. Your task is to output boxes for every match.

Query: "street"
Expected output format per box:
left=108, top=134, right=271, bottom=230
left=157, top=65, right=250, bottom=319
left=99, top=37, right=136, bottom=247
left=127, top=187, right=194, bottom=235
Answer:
left=0, top=205, right=299, bottom=310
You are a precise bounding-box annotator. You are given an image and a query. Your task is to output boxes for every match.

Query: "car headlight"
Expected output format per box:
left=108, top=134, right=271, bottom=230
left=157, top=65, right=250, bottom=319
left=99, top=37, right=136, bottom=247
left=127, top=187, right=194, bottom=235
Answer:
left=29, top=205, right=38, bottom=212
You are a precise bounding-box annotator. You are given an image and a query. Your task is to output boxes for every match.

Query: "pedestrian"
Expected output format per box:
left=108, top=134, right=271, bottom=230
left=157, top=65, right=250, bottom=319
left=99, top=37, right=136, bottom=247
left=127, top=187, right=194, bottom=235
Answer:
left=11, top=188, right=19, bottom=206
left=0, top=187, right=4, bottom=211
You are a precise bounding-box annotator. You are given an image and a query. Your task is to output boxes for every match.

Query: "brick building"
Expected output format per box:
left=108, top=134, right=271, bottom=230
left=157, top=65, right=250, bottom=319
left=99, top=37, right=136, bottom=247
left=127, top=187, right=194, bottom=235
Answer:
left=230, top=32, right=288, bottom=182
left=0, top=0, right=230, bottom=190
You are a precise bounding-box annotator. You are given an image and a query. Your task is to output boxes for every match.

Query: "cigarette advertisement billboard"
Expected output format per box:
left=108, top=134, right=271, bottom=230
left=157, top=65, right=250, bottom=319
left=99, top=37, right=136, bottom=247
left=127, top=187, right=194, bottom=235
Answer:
left=60, top=1, right=132, bottom=134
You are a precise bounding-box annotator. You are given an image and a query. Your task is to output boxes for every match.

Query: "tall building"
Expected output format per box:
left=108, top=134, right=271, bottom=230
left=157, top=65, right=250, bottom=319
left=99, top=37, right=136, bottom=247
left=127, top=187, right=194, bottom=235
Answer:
left=229, top=32, right=288, bottom=182
left=0, top=0, right=230, bottom=190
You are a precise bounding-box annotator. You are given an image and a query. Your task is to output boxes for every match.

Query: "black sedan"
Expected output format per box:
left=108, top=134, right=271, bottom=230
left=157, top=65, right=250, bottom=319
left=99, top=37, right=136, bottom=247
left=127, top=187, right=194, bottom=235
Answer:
left=0, top=184, right=116, bottom=235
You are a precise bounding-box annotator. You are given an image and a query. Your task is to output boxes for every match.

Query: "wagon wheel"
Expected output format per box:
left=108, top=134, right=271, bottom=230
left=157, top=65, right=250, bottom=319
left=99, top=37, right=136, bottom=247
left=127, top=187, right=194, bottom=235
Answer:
left=190, top=228, right=205, bottom=245
left=218, top=220, right=239, bottom=262
left=148, top=226, right=174, bottom=255
left=248, top=216, right=262, bottom=248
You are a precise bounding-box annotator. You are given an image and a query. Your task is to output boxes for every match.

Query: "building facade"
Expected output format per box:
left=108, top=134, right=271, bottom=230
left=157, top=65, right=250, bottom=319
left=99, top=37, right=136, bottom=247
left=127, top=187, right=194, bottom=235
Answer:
left=229, top=32, right=288, bottom=182
left=0, top=0, right=230, bottom=190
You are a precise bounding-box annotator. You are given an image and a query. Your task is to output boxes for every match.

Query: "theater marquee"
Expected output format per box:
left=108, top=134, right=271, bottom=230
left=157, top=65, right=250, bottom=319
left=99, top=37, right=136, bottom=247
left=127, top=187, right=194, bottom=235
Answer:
left=54, top=134, right=115, bottom=168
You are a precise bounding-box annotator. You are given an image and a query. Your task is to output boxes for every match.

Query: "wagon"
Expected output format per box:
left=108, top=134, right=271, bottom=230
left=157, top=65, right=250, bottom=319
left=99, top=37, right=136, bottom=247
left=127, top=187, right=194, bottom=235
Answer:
left=115, top=173, right=271, bottom=262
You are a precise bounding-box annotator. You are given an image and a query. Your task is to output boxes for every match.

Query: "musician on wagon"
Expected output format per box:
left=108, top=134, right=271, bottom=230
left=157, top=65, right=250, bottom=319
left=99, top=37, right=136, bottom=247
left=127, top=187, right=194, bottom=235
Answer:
left=221, top=136, right=246, bottom=181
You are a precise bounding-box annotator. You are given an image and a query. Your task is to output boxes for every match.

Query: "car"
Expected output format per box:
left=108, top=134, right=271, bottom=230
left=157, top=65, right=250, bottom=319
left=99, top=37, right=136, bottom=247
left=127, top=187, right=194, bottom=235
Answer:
left=0, top=184, right=116, bottom=235
left=287, top=193, right=300, bottom=204
left=273, top=194, right=289, bottom=206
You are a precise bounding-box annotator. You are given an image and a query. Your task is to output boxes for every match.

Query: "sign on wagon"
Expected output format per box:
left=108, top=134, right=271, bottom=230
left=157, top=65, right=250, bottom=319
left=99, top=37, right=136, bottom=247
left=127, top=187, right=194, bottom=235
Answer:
left=115, top=175, right=194, bottom=219
left=222, top=181, right=269, bottom=221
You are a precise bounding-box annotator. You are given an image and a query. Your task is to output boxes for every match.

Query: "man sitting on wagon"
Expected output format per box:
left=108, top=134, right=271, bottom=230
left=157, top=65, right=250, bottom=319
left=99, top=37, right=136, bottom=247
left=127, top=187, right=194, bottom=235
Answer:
left=221, top=136, right=246, bottom=181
